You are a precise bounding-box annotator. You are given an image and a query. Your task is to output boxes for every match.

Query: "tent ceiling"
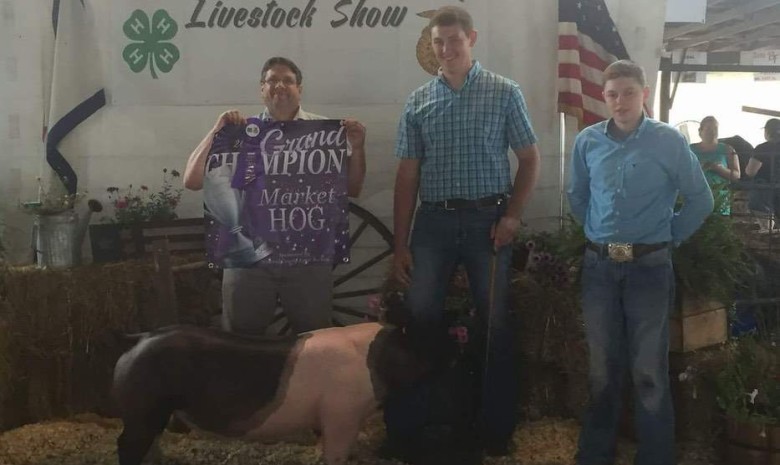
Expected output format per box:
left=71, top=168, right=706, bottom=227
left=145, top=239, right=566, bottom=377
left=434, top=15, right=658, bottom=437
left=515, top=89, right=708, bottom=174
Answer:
left=664, top=0, right=780, bottom=52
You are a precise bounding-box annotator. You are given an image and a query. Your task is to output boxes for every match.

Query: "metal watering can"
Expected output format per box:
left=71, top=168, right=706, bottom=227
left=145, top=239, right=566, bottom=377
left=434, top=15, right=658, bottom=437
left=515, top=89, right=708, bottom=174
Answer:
left=33, top=199, right=103, bottom=268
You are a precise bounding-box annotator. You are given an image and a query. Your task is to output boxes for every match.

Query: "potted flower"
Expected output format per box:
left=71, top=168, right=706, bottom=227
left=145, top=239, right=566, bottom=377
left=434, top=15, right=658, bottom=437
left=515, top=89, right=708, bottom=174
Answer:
left=105, top=169, right=183, bottom=224
left=89, top=169, right=183, bottom=262
left=715, top=337, right=780, bottom=463
left=18, top=179, right=98, bottom=268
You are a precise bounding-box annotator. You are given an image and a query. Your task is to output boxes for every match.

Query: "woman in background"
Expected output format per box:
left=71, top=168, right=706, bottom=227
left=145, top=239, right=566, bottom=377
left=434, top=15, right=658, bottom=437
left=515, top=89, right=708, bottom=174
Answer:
left=690, top=116, right=740, bottom=215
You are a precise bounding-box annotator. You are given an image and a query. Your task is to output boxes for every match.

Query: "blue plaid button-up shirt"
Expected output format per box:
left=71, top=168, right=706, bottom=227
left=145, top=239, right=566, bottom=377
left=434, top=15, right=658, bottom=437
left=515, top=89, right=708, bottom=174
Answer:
left=395, top=61, right=537, bottom=202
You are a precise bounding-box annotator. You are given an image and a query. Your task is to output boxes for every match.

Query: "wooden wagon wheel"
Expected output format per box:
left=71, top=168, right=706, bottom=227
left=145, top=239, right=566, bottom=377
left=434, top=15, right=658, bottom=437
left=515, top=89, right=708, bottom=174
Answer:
left=269, top=202, right=394, bottom=334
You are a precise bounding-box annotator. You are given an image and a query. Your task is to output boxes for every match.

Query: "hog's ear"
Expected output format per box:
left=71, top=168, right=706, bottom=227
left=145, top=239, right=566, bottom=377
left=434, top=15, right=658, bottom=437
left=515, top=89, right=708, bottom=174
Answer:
left=382, top=291, right=413, bottom=328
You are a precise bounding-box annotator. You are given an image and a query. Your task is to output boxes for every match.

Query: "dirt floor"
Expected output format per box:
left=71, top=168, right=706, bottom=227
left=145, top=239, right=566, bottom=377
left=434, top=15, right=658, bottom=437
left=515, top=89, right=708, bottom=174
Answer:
left=0, top=414, right=717, bottom=465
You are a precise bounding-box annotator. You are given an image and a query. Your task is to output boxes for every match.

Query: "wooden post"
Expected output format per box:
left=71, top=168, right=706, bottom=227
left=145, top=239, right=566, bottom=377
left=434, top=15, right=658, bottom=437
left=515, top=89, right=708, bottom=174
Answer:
left=659, top=57, right=672, bottom=123
left=151, top=238, right=178, bottom=327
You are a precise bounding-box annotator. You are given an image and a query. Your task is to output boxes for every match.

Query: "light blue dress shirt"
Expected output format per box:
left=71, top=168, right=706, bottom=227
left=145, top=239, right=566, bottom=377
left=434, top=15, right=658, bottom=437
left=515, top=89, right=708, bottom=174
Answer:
left=567, top=116, right=714, bottom=245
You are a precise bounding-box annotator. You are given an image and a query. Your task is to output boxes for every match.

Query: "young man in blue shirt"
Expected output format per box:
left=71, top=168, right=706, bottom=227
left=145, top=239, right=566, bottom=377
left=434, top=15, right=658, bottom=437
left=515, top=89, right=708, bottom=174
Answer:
left=386, top=4, right=541, bottom=462
left=567, top=60, right=713, bottom=465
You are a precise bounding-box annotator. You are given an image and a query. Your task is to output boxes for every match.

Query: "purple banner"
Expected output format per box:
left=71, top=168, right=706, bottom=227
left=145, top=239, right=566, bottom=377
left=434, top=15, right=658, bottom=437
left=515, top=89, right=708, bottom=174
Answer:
left=204, top=118, right=350, bottom=268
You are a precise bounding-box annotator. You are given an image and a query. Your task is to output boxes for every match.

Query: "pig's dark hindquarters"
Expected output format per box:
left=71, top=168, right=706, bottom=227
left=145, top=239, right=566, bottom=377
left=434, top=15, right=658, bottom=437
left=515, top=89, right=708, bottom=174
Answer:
left=114, top=326, right=299, bottom=465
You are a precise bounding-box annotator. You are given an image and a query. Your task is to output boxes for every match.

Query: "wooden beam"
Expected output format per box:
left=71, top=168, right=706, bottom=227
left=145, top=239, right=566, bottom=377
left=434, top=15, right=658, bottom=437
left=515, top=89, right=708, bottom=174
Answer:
left=664, top=0, right=780, bottom=41
left=660, top=63, right=780, bottom=72
left=707, top=24, right=780, bottom=51
left=743, top=106, right=780, bottom=118
left=667, top=7, right=780, bottom=50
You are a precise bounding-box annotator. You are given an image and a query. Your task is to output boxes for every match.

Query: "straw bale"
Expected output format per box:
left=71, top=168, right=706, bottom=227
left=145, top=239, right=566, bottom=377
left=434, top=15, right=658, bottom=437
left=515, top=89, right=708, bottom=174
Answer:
left=512, top=272, right=589, bottom=419
left=0, top=258, right=219, bottom=430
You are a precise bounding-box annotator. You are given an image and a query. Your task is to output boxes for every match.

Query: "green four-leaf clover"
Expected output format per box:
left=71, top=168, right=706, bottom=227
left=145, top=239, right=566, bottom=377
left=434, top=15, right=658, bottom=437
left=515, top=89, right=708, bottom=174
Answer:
left=122, top=9, right=180, bottom=79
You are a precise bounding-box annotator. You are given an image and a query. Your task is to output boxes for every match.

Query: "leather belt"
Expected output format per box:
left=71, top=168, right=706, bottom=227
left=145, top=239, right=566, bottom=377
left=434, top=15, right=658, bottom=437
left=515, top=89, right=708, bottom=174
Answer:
left=423, top=194, right=507, bottom=210
left=587, top=241, right=669, bottom=262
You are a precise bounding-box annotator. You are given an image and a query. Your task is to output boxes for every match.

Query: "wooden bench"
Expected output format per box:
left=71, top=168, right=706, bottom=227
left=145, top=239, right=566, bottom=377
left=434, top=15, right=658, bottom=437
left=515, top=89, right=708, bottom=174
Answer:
left=90, top=218, right=206, bottom=262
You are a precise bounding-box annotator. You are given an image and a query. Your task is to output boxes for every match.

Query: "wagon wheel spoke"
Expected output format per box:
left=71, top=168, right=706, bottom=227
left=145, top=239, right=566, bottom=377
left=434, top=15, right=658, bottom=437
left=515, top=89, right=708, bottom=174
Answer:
left=348, top=220, right=370, bottom=249
left=333, top=288, right=383, bottom=299
left=334, top=249, right=393, bottom=287
left=330, top=202, right=394, bottom=325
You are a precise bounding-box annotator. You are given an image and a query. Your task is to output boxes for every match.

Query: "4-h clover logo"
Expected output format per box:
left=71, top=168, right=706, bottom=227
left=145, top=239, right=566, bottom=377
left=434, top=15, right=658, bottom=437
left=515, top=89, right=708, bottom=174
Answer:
left=122, top=9, right=180, bottom=79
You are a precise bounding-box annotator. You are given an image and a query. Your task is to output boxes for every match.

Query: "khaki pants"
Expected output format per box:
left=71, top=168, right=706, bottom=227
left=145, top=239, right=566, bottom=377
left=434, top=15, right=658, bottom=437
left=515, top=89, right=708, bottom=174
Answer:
left=221, top=264, right=333, bottom=335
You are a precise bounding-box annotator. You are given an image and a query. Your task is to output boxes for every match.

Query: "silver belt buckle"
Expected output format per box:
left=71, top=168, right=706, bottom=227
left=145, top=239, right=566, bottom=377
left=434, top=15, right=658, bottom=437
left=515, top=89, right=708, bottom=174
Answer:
left=608, top=243, right=633, bottom=262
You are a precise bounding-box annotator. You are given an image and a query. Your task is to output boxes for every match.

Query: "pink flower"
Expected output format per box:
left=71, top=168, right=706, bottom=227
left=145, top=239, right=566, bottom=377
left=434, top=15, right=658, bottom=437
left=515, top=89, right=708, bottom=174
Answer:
left=367, top=294, right=382, bottom=311
left=449, top=326, right=469, bottom=344
left=115, top=199, right=128, bottom=209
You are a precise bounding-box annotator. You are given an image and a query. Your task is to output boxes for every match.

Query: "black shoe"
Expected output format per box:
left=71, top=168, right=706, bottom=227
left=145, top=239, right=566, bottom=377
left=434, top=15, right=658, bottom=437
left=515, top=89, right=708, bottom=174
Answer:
left=376, top=437, right=423, bottom=464
left=481, top=437, right=514, bottom=457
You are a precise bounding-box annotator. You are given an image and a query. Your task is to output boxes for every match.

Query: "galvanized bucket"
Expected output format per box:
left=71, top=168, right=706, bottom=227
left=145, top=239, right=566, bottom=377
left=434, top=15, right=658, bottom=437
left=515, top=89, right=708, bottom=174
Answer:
left=33, top=211, right=81, bottom=268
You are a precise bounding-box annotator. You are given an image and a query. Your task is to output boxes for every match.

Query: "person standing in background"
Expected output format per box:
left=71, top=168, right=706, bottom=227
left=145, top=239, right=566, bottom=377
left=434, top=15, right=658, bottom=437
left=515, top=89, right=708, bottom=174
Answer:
left=690, top=116, right=740, bottom=215
left=745, top=118, right=780, bottom=232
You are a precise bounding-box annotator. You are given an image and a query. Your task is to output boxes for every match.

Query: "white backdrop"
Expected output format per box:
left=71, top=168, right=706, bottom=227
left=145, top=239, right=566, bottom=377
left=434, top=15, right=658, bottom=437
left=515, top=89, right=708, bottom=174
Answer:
left=0, top=0, right=668, bottom=263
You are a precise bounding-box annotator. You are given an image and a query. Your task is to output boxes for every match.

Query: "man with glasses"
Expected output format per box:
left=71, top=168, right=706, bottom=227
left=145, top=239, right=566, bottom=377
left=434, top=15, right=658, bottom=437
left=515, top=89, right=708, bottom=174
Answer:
left=184, top=56, right=367, bottom=335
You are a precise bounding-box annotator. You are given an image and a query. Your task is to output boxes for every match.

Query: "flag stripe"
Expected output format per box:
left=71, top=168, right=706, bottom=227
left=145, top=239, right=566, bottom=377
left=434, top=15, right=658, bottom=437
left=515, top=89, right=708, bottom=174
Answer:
left=557, top=0, right=630, bottom=130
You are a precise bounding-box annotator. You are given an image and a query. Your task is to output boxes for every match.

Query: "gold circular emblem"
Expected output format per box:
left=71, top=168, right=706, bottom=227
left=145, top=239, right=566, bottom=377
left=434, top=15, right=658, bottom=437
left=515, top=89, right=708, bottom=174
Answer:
left=416, top=11, right=438, bottom=76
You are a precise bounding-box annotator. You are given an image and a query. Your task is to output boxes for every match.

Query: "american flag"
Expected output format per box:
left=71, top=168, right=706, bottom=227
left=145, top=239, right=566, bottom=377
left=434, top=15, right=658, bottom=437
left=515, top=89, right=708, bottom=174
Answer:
left=558, top=0, right=630, bottom=130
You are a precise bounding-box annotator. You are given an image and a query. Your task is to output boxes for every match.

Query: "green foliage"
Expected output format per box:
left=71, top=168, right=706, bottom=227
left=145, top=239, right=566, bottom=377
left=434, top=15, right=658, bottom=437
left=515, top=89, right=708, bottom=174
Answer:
left=715, top=337, right=780, bottom=424
left=106, top=169, right=183, bottom=224
left=673, top=205, right=752, bottom=307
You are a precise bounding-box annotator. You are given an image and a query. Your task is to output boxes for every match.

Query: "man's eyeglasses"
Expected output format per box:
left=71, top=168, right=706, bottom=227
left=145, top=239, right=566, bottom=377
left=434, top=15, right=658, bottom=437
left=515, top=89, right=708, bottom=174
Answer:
left=262, top=78, right=298, bottom=87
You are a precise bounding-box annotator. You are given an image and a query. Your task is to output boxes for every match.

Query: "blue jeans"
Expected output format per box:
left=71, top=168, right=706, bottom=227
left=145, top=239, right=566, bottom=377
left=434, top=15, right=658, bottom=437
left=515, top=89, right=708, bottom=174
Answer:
left=383, top=203, right=518, bottom=444
left=576, top=247, right=676, bottom=465
left=748, top=179, right=780, bottom=217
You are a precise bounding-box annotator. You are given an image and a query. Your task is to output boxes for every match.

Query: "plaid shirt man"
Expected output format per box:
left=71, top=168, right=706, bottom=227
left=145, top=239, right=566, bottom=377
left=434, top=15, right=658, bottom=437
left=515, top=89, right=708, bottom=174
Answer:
left=395, top=61, right=537, bottom=202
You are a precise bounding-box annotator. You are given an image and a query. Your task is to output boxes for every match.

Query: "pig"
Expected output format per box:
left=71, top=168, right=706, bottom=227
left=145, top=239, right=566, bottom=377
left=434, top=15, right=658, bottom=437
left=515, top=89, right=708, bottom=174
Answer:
left=112, top=321, right=454, bottom=465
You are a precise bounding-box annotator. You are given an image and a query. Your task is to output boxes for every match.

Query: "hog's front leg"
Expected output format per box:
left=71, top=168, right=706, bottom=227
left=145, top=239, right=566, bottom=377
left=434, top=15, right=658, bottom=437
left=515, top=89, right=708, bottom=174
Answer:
left=319, top=402, right=365, bottom=465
